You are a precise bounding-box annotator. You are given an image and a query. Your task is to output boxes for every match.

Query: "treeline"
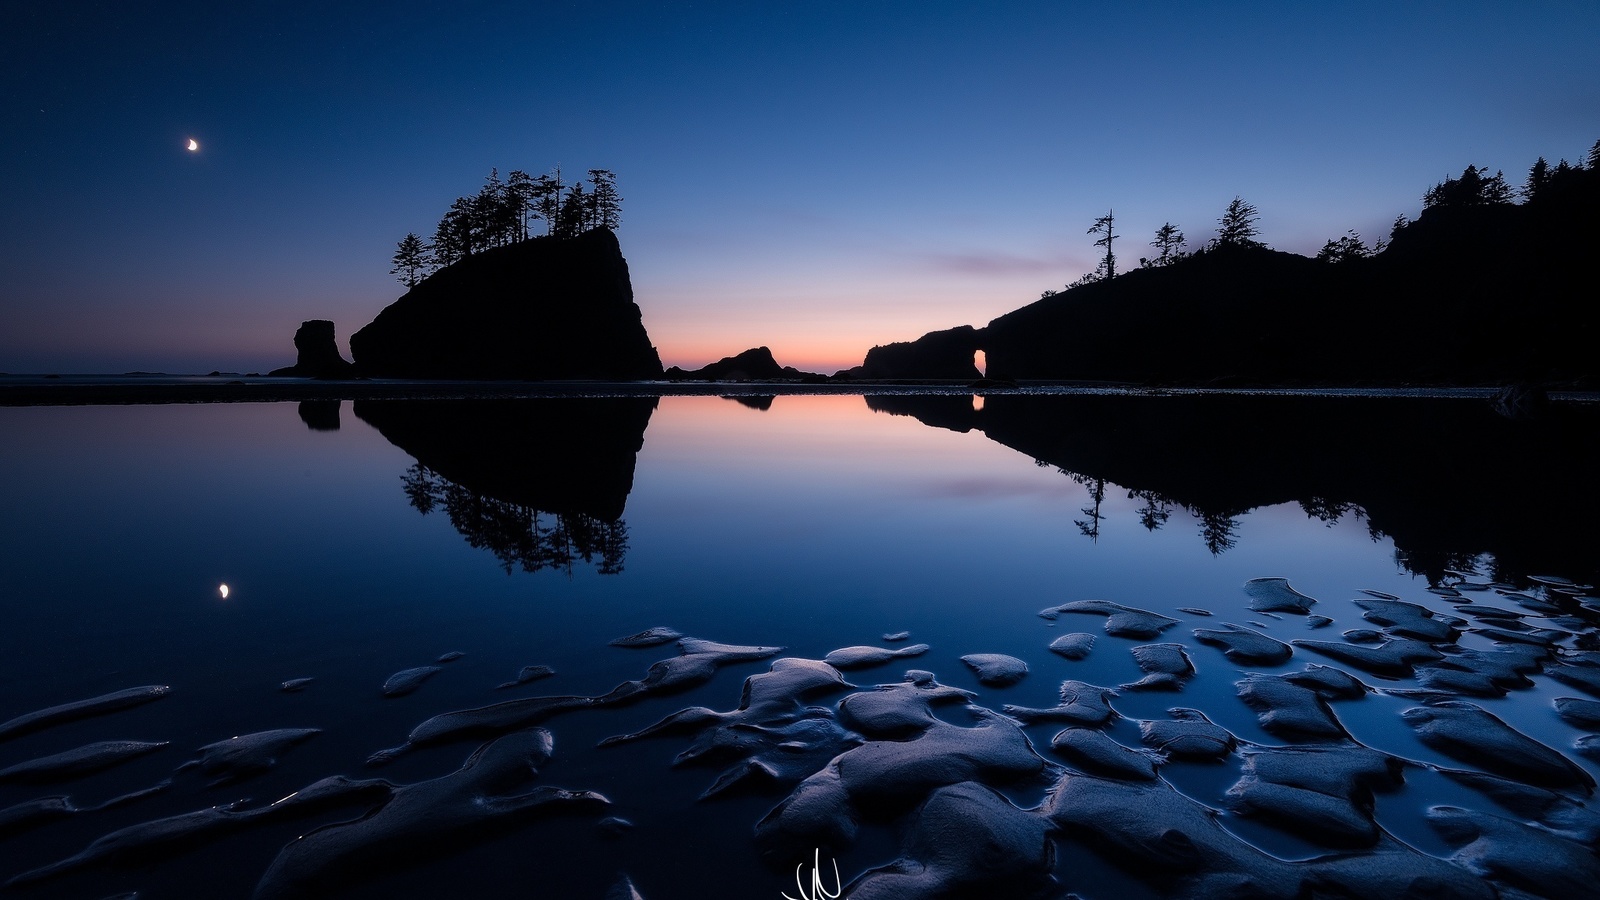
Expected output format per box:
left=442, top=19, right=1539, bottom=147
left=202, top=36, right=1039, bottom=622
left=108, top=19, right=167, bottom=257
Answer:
left=1049, top=136, right=1600, bottom=296
left=390, top=167, right=622, bottom=287
left=1049, top=199, right=1257, bottom=297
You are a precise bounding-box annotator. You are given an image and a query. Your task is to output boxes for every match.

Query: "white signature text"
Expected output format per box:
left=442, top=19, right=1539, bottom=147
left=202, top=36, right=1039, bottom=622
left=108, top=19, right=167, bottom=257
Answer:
left=781, top=847, right=842, bottom=900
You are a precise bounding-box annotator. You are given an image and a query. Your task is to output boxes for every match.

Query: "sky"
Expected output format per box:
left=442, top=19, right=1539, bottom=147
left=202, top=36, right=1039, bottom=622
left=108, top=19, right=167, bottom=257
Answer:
left=3, top=1, right=1598, bottom=375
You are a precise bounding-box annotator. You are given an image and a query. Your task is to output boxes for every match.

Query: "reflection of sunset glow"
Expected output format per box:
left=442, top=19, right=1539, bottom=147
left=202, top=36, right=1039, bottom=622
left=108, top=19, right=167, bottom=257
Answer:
left=218, top=583, right=230, bottom=599
left=973, top=394, right=984, bottom=412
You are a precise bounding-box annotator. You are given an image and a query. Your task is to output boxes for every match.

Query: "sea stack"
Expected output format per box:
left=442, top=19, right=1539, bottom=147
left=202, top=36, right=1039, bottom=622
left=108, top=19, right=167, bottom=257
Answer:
left=268, top=320, right=356, bottom=378
left=349, top=228, right=662, bottom=380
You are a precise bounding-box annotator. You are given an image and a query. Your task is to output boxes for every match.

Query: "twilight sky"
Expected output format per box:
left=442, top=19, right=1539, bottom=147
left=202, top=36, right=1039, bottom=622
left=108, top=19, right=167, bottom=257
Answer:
left=4, top=1, right=1598, bottom=375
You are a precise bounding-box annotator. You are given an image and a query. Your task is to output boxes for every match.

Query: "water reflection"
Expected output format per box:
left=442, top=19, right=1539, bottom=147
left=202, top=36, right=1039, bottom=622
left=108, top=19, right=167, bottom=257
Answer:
left=352, top=398, right=655, bottom=575
left=868, top=392, right=1600, bottom=585
left=722, top=394, right=775, bottom=411
left=297, top=399, right=341, bottom=431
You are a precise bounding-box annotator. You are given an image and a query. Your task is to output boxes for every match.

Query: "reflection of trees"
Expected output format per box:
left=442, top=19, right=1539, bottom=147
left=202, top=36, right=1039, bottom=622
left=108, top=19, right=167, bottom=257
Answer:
left=1045, top=461, right=1243, bottom=554
left=866, top=391, right=1600, bottom=582
left=1299, top=496, right=1361, bottom=526
left=1070, top=473, right=1107, bottom=541
left=1197, top=509, right=1243, bottom=555
left=1131, top=489, right=1174, bottom=531
left=1069, top=464, right=1241, bottom=555
left=401, top=464, right=628, bottom=575
left=354, top=398, right=654, bottom=577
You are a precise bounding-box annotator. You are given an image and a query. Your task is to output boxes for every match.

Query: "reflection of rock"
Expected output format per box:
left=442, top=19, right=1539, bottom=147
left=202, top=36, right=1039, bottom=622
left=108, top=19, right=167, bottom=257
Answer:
left=296, top=400, right=340, bottom=431
left=349, top=229, right=662, bottom=380
left=268, top=320, right=356, bottom=378
left=876, top=392, right=1600, bottom=584
left=664, top=347, right=823, bottom=381
left=865, top=394, right=977, bottom=433
left=723, top=395, right=774, bottom=411
left=353, top=398, right=655, bottom=574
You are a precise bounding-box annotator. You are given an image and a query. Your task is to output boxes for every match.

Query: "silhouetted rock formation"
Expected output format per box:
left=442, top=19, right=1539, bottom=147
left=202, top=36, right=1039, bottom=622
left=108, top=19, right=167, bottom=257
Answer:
left=853, top=326, right=983, bottom=380
left=870, top=392, right=1600, bottom=585
left=663, top=347, right=824, bottom=381
left=866, top=160, right=1599, bottom=386
left=353, top=398, right=656, bottom=574
left=984, top=245, right=1340, bottom=384
left=350, top=229, right=662, bottom=380
left=268, top=320, right=356, bottom=378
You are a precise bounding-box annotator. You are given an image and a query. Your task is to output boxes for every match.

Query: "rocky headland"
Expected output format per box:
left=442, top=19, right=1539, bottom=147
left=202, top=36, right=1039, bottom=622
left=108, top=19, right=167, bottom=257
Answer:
left=860, top=146, right=1600, bottom=388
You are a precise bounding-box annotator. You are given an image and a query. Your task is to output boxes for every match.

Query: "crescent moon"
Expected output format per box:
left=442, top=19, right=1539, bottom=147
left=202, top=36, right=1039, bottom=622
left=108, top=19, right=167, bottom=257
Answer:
left=187, top=139, right=199, bottom=151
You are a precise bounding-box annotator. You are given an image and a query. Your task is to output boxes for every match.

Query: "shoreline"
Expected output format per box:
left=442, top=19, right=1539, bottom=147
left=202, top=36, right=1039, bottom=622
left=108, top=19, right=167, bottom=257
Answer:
left=3, top=374, right=1598, bottom=406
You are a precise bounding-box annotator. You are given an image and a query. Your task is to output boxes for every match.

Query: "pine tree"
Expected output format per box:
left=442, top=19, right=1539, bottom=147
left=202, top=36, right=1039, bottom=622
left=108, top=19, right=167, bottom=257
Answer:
left=1087, top=210, right=1117, bottom=279
left=1482, top=169, right=1514, bottom=205
left=557, top=182, right=588, bottom=238
left=1390, top=214, right=1410, bottom=241
left=1144, top=223, right=1186, bottom=267
left=433, top=197, right=474, bottom=265
left=1315, top=230, right=1368, bottom=264
left=390, top=232, right=431, bottom=287
left=1215, top=197, right=1262, bottom=248
left=587, top=169, right=622, bottom=230
left=507, top=170, right=539, bottom=241
left=1524, top=157, right=1550, bottom=201
left=1424, top=165, right=1515, bottom=208
left=537, top=167, right=565, bottom=236
left=473, top=170, right=517, bottom=248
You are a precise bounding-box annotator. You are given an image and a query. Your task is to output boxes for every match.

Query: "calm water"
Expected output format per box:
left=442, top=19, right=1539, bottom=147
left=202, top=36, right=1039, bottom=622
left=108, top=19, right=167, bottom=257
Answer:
left=1, top=392, right=1598, bottom=898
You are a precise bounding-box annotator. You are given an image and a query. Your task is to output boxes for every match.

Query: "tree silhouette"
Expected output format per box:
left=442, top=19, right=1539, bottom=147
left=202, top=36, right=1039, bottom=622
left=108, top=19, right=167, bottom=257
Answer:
left=391, top=233, right=431, bottom=287
left=475, top=169, right=517, bottom=248
left=1423, top=165, right=1514, bottom=209
left=507, top=170, right=539, bottom=241
left=1524, top=157, right=1550, bottom=202
left=557, top=182, right=589, bottom=238
left=399, top=463, right=630, bottom=576
left=1070, top=473, right=1107, bottom=541
left=1130, top=489, right=1173, bottom=531
left=588, top=169, right=622, bottom=230
left=1316, top=230, right=1369, bottom=264
left=1300, top=496, right=1358, bottom=525
left=393, top=162, right=622, bottom=282
left=1214, top=197, right=1262, bottom=248
left=1141, top=223, right=1186, bottom=268
left=536, top=168, right=564, bottom=236
left=1197, top=509, right=1240, bottom=555
left=1087, top=210, right=1118, bottom=280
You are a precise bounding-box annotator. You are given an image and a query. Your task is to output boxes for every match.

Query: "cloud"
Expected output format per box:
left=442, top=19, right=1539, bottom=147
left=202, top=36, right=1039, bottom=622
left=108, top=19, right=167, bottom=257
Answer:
left=919, top=249, right=1066, bottom=276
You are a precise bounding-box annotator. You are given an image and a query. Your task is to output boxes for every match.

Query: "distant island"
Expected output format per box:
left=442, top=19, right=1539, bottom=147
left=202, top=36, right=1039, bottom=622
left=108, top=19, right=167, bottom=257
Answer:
left=662, top=346, right=827, bottom=382
left=270, top=141, right=1599, bottom=388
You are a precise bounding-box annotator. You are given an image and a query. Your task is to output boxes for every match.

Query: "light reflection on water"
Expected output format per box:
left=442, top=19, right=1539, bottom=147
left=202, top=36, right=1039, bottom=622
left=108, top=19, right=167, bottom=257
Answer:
left=0, top=393, right=1597, bottom=898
